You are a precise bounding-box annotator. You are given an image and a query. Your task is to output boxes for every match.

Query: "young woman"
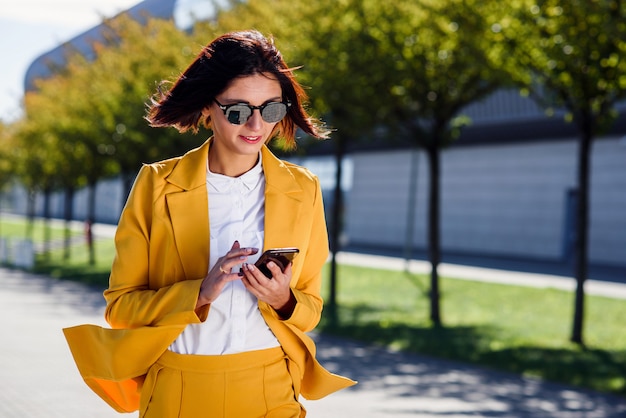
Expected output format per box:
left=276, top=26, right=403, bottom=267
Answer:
left=64, top=30, right=355, bottom=417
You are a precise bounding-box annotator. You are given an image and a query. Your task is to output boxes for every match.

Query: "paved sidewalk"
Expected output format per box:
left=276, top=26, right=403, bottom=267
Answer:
left=1, top=267, right=626, bottom=417
left=335, top=252, right=626, bottom=300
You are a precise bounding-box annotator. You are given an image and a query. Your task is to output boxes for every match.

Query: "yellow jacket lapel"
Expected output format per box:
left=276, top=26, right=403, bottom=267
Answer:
left=262, top=146, right=303, bottom=251
left=164, top=140, right=210, bottom=280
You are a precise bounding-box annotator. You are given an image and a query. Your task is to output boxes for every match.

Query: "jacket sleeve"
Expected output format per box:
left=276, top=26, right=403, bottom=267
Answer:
left=280, top=175, right=328, bottom=333
left=103, top=165, right=205, bottom=329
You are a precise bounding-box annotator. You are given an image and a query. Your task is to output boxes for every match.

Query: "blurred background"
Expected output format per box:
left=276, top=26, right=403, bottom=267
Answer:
left=1, top=0, right=626, bottom=403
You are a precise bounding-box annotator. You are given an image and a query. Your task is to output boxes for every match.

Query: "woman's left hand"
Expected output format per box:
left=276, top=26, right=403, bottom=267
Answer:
left=241, top=261, right=296, bottom=319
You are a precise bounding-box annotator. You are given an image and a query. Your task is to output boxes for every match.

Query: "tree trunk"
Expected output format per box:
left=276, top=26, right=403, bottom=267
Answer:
left=87, top=181, right=97, bottom=265
left=426, top=143, right=442, bottom=326
left=328, top=135, right=346, bottom=325
left=25, top=189, right=36, bottom=241
left=42, top=187, right=51, bottom=259
left=570, top=121, right=592, bottom=346
left=63, top=186, right=75, bottom=261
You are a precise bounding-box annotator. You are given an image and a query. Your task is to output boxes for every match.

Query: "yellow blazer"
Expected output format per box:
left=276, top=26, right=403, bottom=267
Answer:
left=63, top=139, right=356, bottom=412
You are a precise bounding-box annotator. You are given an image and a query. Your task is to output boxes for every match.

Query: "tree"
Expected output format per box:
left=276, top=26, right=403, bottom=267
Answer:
left=21, top=76, right=88, bottom=260
left=340, top=0, right=508, bottom=326
left=90, top=15, right=205, bottom=202
left=8, top=112, right=62, bottom=259
left=18, top=15, right=206, bottom=264
left=492, top=0, right=626, bottom=345
left=0, top=122, right=16, bottom=235
left=49, top=53, right=118, bottom=263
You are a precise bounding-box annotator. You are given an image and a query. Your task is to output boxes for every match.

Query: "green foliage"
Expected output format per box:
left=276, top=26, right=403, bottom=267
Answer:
left=10, top=115, right=63, bottom=192
left=90, top=15, right=207, bottom=169
left=373, top=0, right=509, bottom=145
left=0, top=123, right=16, bottom=191
left=491, top=0, right=626, bottom=131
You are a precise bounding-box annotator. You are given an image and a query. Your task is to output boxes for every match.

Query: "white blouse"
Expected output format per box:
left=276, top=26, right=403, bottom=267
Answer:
left=169, top=153, right=280, bottom=355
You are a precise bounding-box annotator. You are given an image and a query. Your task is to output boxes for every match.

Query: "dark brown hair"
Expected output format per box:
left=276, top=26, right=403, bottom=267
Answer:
left=146, top=30, right=327, bottom=148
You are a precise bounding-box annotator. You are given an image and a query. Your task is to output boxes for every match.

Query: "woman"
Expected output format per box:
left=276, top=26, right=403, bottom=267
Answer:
left=64, top=30, right=355, bottom=417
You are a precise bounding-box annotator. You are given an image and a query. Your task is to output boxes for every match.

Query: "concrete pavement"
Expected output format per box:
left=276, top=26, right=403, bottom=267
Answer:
left=1, top=265, right=626, bottom=417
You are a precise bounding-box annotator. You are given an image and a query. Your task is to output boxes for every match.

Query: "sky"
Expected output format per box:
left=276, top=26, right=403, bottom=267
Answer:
left=0, top=0, right=141, bottom=123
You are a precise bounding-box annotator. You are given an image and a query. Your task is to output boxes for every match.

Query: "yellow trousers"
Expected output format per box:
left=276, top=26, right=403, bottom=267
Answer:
left=140, top=347, right=303, bottom=418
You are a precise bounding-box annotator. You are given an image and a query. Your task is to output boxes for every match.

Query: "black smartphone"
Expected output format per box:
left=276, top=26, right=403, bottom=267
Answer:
left=255, top=247, right=300, bottom=278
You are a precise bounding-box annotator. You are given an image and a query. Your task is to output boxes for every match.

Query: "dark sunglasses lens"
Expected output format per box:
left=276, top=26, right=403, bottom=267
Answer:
left=225, top=105, right=252, bottom=125
left=261, top=102, right=287, bottom=123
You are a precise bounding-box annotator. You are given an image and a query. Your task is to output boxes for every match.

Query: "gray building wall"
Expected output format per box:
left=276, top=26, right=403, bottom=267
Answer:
left=344, top=135, right=626, bottom=267
left=7, top=176, right=126, bottom=225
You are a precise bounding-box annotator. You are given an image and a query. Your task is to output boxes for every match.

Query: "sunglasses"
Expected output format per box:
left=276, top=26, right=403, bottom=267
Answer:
left=214, top=99, right=291, bottom=125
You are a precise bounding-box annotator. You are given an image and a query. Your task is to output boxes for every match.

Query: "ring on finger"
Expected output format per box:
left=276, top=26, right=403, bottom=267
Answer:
left=219, top=265, right=229, bottom=274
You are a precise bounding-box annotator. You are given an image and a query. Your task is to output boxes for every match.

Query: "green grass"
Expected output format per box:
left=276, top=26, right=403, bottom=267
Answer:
left=2, top=215, right=625, bottom=396
left=32, top=238, right=116, bottom=286
left=0, top=216, right=113, bottom=286
left=0, top=215, right=80, bottom=242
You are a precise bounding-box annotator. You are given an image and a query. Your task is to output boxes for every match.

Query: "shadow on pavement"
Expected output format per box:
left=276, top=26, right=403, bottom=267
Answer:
left=311, top=332, right=626, bottom=417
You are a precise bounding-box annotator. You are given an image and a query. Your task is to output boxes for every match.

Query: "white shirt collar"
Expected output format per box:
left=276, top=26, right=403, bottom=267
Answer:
left=206, top=152, right=263, bottom=192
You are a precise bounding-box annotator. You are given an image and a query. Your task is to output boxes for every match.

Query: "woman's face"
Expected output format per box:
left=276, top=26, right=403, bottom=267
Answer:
left=208, top=73, right=283, bottom=169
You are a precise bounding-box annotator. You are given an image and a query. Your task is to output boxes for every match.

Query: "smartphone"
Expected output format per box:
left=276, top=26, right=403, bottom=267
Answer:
left=255, top=247, right=299, bottom=278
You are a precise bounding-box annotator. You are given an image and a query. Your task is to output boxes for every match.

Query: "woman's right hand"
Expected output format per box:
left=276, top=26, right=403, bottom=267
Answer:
left=196, top=241, right=258, bottom=309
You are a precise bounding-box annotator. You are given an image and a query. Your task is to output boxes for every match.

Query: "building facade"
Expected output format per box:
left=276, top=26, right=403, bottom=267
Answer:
left=342, top=90, right=626, bottom=269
